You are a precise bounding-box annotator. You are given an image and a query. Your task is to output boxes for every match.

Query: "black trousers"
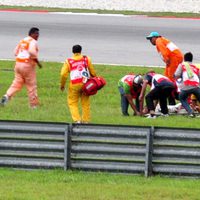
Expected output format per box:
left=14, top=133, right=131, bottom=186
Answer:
left=145, top=86, right=174, bottom=114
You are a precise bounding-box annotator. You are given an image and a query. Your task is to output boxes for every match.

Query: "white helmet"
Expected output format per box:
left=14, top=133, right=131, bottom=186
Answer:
left=134, top=75, right=143, bottom=85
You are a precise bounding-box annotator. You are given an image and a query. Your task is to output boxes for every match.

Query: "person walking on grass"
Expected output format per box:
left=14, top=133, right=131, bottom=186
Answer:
left=174, top=52, right=200, bottom=117
left=60, top=44, right=97, bottom=123
left=118, top=74, right=143, bottom=116
left=0, top=27, right=42, bottom=108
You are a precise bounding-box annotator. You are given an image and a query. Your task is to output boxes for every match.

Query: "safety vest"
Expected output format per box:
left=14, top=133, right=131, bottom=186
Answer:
left=121, top=75, right=141, bottom=98
left=156, top=37, right=182, bottom=62
left=68, top=56, right=89, bottom=84
left=149, top=73, right=174, bottom=90
left=15, top=37, right=36, bottom=63
left=121, top=75, right=134, bottom=87
left=182, top=62, right=200, bottom=87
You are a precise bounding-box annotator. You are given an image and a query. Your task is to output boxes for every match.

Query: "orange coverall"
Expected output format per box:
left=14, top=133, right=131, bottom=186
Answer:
left=156, top=37, right=183, bottom=81
left=60, top=53, right=96, bottom=123
left=6, top=36, right=40, bottom=107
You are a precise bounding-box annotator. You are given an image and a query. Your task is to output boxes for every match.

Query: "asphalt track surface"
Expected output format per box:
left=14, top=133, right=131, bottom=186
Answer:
left=0, top=11, right=200, bottom=66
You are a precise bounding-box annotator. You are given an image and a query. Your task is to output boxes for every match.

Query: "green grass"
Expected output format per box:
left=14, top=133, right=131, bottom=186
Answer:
left=0, top=168, right=200, bottom=200
left=0, top=7, right=199, bottom=200
left=1, top=5, right=200, bottom=18
left=0, top=60, right=199, bottom=128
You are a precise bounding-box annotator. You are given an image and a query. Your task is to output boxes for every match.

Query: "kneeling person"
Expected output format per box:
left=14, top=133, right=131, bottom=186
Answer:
left=174, top=52, right=200, bottom=117
left=139, top=71, right=175, bottom=118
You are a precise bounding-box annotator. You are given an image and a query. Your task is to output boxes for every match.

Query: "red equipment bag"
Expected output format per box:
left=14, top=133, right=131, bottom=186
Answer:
left=82, top=76, right=106, bottom=96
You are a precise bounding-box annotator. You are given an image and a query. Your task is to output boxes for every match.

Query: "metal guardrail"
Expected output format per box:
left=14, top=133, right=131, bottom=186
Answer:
left=0, top=120, right=200, bottom=177
left=152, top=127, right=200, bottom=176
left=0, top=121, right=68, bottom=169
left=70, top=124, right=148, bottom=175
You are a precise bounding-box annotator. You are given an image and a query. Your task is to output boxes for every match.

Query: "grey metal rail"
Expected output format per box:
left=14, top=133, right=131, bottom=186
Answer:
left=0, top=121, right=200, bottom=177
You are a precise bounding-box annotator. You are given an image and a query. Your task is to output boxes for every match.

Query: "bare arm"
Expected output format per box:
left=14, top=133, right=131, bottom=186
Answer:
left=174, top=64, right=182, bottom=79
left=33, top=58, right=42, bottom=68
left=125, top=94, right=140, bottom=116
left=139, top=80, right=148, bottom=114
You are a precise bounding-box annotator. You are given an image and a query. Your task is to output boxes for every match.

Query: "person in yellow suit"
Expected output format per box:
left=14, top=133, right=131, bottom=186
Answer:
left=60, top=44, right=97, bottom=123
left=0, top=27, right=42, bottom=108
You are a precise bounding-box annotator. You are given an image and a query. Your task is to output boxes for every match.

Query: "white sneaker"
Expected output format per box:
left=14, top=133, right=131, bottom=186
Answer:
left=0, top=95, right=9, bottom=106
left=146, top=115, right=156, bottom=119
left=160, top=113, right=169, bottom=117
left=188, top=113, right=195, bottom=118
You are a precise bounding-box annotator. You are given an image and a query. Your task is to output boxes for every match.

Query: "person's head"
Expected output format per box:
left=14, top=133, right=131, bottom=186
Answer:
left=144, top=70, right=156, bottom=82
left=146, top=32, right=160, bottom=45
left=146, top=70, right=156, bottom=76
left=133, top=75, right=143, bottom=85
left=184, top=52, right=193, bottom=62
left=72, top=45, right=82, bottom=54
left=29, top=27, right=39, bottom=40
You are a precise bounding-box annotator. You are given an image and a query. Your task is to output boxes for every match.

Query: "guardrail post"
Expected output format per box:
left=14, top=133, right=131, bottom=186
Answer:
left=145, top=126, right=154, bottom=177
left=64, top=124, right=72, bottom=170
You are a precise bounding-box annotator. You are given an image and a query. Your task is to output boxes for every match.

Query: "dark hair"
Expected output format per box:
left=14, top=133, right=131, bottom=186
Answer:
left=184, top=52, right=193, bottom=62
left=146, top=70, right=155, bottom=75
left=72, top=45, right=82, bottom=53
left=28, top=27, right=39, bottom=36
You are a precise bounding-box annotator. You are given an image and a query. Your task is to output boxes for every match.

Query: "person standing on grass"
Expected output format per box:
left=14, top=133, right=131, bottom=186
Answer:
left=139, top=71, right=175, bottom=118
left=174, top=52, right=200, bottom=117
left=60, top=44, right=97, bottom=123
left=0, top=27, right=42, bottom=108
left=118, top=74, right=143, bottom=116
left=146, top=32, right=183, bottom=105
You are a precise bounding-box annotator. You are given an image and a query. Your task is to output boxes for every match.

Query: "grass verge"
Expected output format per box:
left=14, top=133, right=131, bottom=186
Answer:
left=0, top=168, right=200, bottom=200
left=0, top=60, right=199, bottom=129
left=1, top=5, right=200, bottom=18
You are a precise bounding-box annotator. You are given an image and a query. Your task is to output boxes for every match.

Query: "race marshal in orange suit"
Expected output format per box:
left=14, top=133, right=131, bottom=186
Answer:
left=146, top=32, right=183, bottom=82
left=0, top=27, right=42, bottom=108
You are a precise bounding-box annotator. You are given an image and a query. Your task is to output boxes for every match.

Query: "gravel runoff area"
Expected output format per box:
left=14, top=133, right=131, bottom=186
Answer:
left=0, top=0, right=200, bottom=13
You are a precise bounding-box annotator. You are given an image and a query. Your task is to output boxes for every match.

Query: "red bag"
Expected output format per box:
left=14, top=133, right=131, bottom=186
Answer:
left=82, top=76, right=106, bottom=96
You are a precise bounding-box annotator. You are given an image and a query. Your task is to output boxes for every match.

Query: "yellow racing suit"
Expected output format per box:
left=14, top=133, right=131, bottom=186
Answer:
left=60, top=53, right=96, bottom=122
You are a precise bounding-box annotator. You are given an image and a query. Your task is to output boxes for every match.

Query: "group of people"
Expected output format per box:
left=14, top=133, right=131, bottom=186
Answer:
left=118, top=32, right=200, bottom=118
left=1, top=27, right=200, bottom=123
left=0, top=27, right=97, bottom=123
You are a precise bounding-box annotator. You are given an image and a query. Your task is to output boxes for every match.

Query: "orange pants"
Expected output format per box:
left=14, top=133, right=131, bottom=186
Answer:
left=67, top=84, right=90, bottom=122
left=6, top=62, right=39, bottom=107
left=164, top=55, right=183, bottom=81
